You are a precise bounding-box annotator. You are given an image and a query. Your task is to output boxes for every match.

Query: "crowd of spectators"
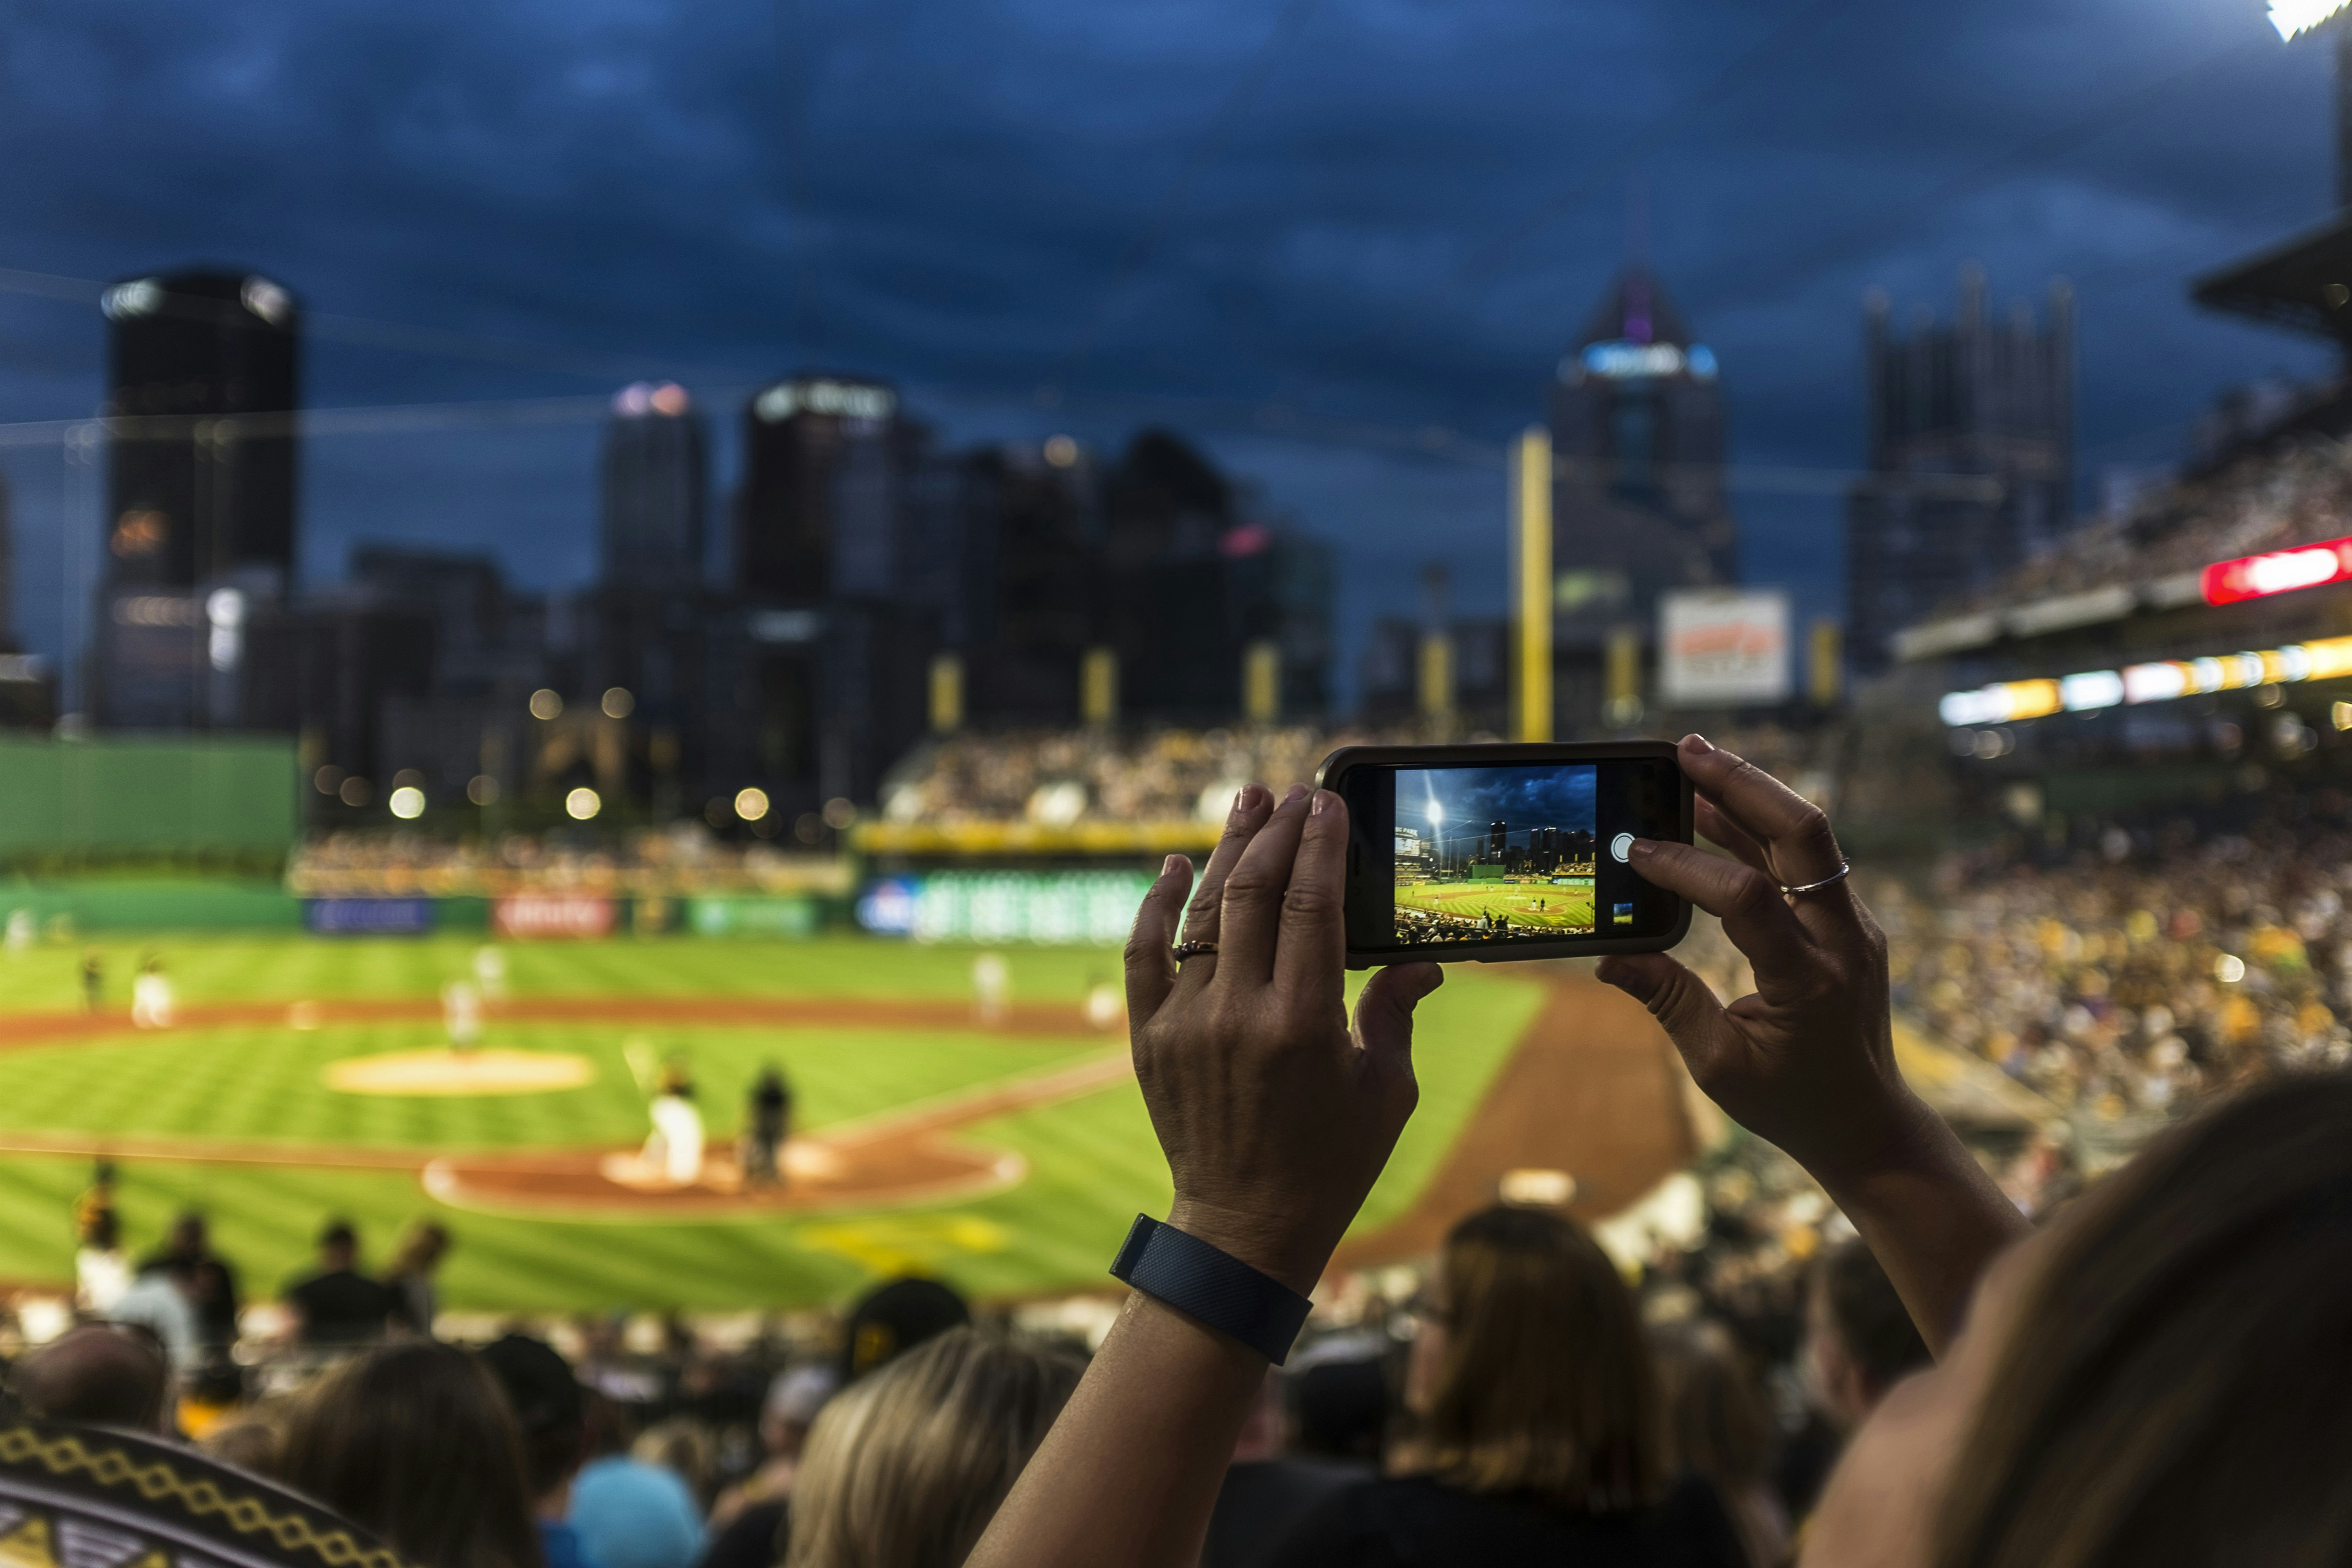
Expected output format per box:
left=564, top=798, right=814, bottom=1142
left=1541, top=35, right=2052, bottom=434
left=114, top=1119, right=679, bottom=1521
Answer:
left=875, top=726, right=1435, bottom=828
left=1917, top=429, right=2352, bottom=620
left=12, top=1198, right=1927, bottom=1568
left=1878, top=818, right=2352, bottom=1129
left=288, top=828, right=851, bottom=900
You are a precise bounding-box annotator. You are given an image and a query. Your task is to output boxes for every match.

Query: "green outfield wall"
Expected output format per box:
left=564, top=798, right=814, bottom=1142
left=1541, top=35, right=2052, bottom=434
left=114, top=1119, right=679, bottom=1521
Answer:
left=0, top=736, right=300, bottom=860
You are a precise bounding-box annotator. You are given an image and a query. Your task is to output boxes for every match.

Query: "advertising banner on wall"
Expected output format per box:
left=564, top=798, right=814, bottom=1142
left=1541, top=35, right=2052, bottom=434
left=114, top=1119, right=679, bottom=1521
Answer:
left=686, top=896, right=823, bottom=939
left=492, top=895, right=616, bottom=939
left=1659, top=589, right=1792, bottom=707
left=305, top=898, right=434, bottom=935
left=855, top=871, right=1154, bottom=944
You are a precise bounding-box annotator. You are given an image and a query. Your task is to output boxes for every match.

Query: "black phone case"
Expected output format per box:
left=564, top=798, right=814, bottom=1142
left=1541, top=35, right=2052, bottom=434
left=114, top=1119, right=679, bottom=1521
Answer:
left=1314, top=740, right=1695, bottom=968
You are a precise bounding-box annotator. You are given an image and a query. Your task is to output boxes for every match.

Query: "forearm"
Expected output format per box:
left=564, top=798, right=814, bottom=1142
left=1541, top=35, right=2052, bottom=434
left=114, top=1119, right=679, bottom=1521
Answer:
left=1809, top=1089, right=2030, bottom=1356
left=968, top=1290, right=1267, bottom=1568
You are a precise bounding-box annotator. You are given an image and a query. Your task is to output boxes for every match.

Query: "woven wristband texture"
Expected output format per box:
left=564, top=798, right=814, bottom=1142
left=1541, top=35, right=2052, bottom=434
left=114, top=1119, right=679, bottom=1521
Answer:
left=1109, top=1214, right=1314, bottom=1364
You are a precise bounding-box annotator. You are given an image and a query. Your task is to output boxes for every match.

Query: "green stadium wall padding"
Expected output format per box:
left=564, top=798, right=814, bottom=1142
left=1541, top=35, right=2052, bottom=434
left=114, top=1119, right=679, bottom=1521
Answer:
left=0, top=737, right=300, bottom=857
left=0, top=880, right=303, bottom=931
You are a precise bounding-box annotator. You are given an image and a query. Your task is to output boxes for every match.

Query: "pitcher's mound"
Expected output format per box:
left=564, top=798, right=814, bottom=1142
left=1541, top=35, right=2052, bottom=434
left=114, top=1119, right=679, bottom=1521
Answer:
left=325, top=1049, right=597, bottom=1097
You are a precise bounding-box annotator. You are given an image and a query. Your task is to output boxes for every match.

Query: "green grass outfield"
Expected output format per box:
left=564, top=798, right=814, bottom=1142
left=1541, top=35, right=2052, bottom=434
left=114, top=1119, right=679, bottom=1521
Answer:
left=0, top=935, right=1544, bottom=1311
left=1394, top=878, right=1596, bottom=932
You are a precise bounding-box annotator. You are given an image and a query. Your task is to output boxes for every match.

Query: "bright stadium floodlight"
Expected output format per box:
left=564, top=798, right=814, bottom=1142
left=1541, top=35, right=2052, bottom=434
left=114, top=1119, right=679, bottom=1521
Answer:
left=735, top=786, right=770, bottom=821
left=566, top=787, right=601, bottom=821
left=387, top=786, right=426, bottom=820
left=2269, top=0, right=2350, bottom=39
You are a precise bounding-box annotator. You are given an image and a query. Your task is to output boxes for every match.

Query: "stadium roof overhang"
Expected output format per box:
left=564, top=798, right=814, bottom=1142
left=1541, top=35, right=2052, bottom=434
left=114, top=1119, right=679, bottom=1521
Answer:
left=2191, top=210, right=2352, bottom=344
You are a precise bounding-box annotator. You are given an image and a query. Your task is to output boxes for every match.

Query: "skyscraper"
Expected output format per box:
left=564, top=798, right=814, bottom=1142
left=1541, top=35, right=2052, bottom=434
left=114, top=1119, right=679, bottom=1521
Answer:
left=1549, top=267, right=1735, bottom=730
left=99, top=271, right=299, bottom=587
left=93, top=270, right=299, bottom=728
left=601, top=381, right=707, bottom=586
left=733, top=375, right=915, bottom=605
left=1845, top=266, right=2073, bottom=675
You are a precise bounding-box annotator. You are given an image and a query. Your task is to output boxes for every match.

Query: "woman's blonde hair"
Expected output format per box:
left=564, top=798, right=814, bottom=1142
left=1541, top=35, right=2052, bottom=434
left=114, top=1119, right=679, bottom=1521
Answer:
left=784, top=1326, right=1082, bottom=1568
left=1406, top=1205, right=1661, bottom=1511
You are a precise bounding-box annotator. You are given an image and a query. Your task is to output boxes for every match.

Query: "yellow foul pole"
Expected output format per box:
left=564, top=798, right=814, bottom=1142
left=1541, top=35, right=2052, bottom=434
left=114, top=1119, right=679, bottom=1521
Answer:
left=1513, top=426, right=1553, bottom=742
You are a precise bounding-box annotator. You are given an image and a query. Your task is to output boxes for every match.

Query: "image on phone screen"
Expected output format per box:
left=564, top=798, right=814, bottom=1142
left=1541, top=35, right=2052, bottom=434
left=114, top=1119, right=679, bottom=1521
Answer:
left=1392, top=763, right=1600, bottom=945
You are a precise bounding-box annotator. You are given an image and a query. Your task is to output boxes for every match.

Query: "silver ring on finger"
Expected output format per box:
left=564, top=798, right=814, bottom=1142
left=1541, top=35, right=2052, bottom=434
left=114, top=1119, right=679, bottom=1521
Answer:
left=1779, top=861, right=1850, bottom=896
left=1172, top=940, right=1220, bottom=961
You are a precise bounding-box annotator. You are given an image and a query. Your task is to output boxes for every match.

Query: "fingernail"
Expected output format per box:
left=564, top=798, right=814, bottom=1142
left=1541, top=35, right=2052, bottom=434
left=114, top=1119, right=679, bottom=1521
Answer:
left=1681, top=734, right=1714, bottom=754
left=1163, top=854, right=1185, bottom=876
left=1629, top=838, right=1655, bottom=858
left=1283, top=784, right=1308, bottom=805
left=1310, top=789, right=1331, bottom=816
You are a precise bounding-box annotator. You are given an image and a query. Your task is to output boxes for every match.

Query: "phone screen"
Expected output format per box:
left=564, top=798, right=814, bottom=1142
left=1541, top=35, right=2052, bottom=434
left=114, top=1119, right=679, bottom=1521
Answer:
left=1335, top=750, right=1686, bottom=959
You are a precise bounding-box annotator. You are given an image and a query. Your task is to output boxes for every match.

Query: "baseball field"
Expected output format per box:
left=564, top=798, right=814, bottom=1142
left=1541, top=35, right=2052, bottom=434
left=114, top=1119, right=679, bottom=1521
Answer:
left=1393, top=877, right=1596, bottom=935
left=0, top=933, right=1626, bottom=1313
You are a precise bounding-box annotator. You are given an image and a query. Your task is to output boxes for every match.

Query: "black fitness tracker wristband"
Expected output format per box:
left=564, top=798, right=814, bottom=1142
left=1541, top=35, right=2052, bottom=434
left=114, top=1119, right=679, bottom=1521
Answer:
left=1108, top=1214, right=1314, bottom=1364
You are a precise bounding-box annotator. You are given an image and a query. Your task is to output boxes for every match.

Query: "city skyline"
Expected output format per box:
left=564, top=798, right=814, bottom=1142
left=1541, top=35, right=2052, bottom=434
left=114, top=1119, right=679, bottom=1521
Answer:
left=0, top=0, right=2338, bottom=701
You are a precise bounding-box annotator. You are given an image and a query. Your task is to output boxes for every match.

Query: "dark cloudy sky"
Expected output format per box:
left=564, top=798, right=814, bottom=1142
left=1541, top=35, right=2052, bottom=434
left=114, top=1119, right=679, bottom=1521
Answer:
left=0, top=0, right=2337, bottom=703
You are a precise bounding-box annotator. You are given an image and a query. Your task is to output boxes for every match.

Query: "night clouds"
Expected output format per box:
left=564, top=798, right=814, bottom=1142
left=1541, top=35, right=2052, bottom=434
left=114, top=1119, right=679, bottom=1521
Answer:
left=0, top=0, right=2334, bottom=684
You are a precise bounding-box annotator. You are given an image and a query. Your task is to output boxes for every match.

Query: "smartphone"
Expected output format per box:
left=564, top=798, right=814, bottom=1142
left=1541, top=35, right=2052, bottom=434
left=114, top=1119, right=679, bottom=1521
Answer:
left=1315, top=740, right=1693, bottom=966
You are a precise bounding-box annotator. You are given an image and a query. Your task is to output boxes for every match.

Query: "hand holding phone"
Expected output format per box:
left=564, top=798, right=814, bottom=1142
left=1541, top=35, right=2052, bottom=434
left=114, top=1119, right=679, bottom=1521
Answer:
left=1315, top=741, right=1694, bottom=966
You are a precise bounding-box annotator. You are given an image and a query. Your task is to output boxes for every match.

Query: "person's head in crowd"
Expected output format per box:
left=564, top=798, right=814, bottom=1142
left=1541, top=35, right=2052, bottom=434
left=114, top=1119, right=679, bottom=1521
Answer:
left=389, top=1220, right=452, bottom=1277
left=762, top=1364, right=839, bottom=1463
left=481, top=1334, right=589, bottom=1516
left=166, top=1212, right=209, bottom=1259
left=1289, top=1357, right=1389, bottom=1462
left=316, top=1219, right=359, bottom=1271
left=1805, top=1237, right=1930, bottom=1432
left=1809, top=1072, right=2352, bottom=1566
left=1653, top=1318, right=1784, bottom=1568
left=839, top=1277, right=970, bottom=1382
left=632, top=1417, right=717, bottom=1507
left=1401, top=1205, right=1659, bottom=1511
left=11, top=1325, right=169, bottom=1430
left=201, top=1408, right=284, bottom=1474
left=275, top=1342, right=543, bottom=1568
left=786, top=1327, right=1081, bottom=1568
left=83, top=1210, right=120, bottom=1254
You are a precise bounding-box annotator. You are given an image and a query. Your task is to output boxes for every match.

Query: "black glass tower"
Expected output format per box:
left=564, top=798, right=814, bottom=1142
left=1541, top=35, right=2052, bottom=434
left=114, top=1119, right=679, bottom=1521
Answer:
left=601, top=381, right=707, bottom=587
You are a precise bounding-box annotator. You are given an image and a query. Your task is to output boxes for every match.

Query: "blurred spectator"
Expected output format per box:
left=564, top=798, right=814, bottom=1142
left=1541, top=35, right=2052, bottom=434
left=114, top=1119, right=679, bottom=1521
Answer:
left=569, top=1392, right=705, bottom=1568
left=630, top=1417, right=716, bottom=1510
left=201, top=1405, right=285, bottom=1473
left=139, top=1212, right=241, bottom=1350
left=1265, top=1207, right=1742, bottom=1567
left=385, top=1220, right=453, bottom=1337
left=273, top=1342, right=544, bottom=1568
left=707, top=1363, right=838, bottom=1545
left=784, top=1326, right=1081, bottom=1568
left=1805, top=1238, right=1930, bottom=1433
left=1201, top=1368, right=1372, bottom=1568
left=1287, top=1352, right=1389, bottom=1463
left=1651, top=1320, right=1788, bottom=1568
left=286, top=1220, right=396, bottom=1347
left=110, top=1253, right=199, bottom=1371
left=10, top=1324, right=169, bottom=1431
left=75, top=1206, right=130, bottom=1316
left=706, top=1363, right=837, bottom=1523
left=482, top=1334, right=602, bottom=1568
left=840, top=1277, right=971, bottom=1381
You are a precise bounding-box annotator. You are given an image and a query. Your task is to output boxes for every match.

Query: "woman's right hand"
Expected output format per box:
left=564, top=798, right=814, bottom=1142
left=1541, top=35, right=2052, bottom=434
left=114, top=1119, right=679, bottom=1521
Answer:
left=1596, top=734, right=1912, bottom=1186
left=1600, top=734, right=2028, bottom=1351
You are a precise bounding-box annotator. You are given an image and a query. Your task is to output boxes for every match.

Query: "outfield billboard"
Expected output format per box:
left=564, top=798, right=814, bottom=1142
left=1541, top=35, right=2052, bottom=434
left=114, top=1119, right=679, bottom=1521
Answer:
left=857, top=871, right=1154, bottom=944
left=686, top=895, right=822, bottom=939
left=1659, top=589, right=1791, bottom=707
left=493, top=895, right=616, bottom=939
left=307, top=898, right=435, bottom=935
